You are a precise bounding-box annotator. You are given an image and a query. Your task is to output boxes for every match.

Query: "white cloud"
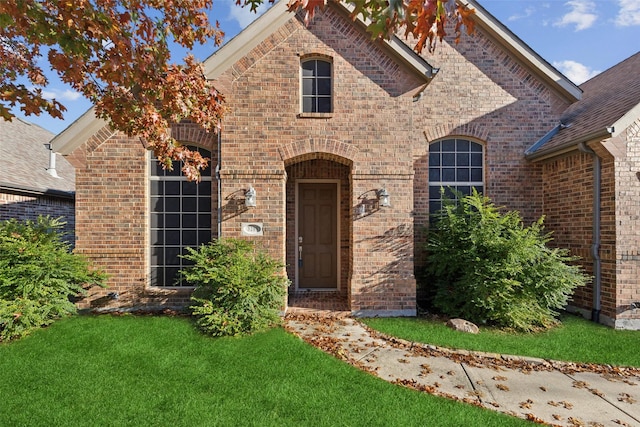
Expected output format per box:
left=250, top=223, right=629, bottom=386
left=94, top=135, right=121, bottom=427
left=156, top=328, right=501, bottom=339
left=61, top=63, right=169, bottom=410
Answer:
left=555, top=0, right=598, bottom=31
left=508, top=7, right=535, bottom=22
left=553, top=60, right=600, bottom=84
left=228, top=2, right=271, bottom=28
left=615, top=0, right=640, bottom=26
left=40, top=88, right=82, bottom=102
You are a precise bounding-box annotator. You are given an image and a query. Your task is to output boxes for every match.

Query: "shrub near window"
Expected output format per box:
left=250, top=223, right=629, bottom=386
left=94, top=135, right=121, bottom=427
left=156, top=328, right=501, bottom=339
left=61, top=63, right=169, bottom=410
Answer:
left=425, top=190, right=589, bottom=332
left=0, top=217, right=106, bottom=342
left=181, top=238, right=288, bottom=337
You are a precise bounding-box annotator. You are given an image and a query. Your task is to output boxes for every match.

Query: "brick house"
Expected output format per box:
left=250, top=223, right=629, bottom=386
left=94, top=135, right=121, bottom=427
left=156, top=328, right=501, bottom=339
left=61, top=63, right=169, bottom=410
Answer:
left=526, top=51, right=640, bottom=329
left=0, top=118, right=75, bottom=240
left=50, top=0, right=640, bottom=328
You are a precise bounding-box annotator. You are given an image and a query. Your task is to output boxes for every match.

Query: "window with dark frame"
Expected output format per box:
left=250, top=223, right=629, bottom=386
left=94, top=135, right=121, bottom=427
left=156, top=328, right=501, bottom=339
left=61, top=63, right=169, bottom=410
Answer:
left=428, top=138, right=484, bottom=216
left=149, top=147, right=212, bottom=287
left=301, top=59, right=332, bottom=113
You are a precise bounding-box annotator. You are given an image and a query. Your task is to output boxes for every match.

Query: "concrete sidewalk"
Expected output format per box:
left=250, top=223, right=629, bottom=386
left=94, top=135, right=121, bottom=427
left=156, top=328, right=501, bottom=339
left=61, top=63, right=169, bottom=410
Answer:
left=285, top=314, right=640, bottom=427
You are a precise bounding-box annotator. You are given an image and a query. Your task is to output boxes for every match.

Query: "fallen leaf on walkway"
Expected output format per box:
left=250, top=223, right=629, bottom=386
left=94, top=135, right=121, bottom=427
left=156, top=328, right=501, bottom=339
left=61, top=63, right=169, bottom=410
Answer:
left=519, top=399, right=534, bottom=409
left=419, top=364, right=431, bottom=376
left=552, top=414, right=562, bottom=421
left=614, top=419, right=632, bottom=426
left=496, top=384, right=509, bottom=391
left=589, top=388, right=604, bottom=397
left=572, top=380, right=589, bottom=389
left=567, top=416, right=585, bottom=426
left=492, top=375, right=508, bottom=381
left=548, top=400, right=573, bottom=409
left=540, top=386, right=547, bottom=392
left=524, top=413, right=546, bottom=423
left=455, top=384, right=465, bottom=389
left=618, top=393, right=636, bottom=404
left=447, top=370, right=456, bottom=376
left=398, top=358, right=409, bottom=364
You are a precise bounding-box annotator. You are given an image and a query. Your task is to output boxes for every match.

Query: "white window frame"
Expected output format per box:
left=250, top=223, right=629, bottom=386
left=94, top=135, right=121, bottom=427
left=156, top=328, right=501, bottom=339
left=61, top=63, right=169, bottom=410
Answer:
left=428, top=138, right=485, bottom=215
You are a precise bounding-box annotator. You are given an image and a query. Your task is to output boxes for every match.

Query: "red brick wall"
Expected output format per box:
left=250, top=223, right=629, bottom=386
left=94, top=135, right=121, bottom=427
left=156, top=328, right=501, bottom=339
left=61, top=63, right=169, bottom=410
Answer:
left=0, top=191, right=75, bottom=242
left=612, top=119, right=640, bottom=326
left=71, top=124, right=218, bottom=310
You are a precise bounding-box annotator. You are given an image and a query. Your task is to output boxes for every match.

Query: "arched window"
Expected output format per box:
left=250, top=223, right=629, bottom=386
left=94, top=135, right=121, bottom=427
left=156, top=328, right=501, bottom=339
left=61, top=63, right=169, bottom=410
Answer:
left=428, top=138, right=484, bottom=214
left=149, top=147, right=212, bottom=287
left=301, top=59, right=332, bottom=113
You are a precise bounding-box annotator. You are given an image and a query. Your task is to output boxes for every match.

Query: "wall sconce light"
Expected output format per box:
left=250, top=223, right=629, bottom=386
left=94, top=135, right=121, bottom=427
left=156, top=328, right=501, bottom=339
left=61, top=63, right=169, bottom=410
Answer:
left=377, top=187, right=390, bottom=207
left=245, top=185, right=257, bottom=208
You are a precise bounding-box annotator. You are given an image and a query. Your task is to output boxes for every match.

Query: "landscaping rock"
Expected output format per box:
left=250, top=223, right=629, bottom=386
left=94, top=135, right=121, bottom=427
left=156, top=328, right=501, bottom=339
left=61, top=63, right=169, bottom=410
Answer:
left=446, top=318, right=479, bottom=334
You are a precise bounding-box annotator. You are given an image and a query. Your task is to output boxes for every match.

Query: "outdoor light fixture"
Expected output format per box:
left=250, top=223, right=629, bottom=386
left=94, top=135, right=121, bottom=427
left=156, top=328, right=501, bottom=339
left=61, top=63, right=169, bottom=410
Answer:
left=245, top=185, right=257, bottom=208
left=377, top=187, right=390, bottom=207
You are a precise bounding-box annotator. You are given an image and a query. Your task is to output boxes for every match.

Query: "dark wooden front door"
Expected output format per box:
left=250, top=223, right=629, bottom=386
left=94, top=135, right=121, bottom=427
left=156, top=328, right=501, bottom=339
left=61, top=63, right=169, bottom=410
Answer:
left=298, top=182, right=338, bottom=289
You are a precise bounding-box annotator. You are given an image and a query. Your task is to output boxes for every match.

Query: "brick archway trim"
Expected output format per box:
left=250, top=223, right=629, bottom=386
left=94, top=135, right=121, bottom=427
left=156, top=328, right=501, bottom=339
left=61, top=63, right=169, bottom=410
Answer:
left=170, top=123, right=218, bottom=152
left=279, top=138, right=358, bottom=167
left=424, top=122, right=490, bottom=143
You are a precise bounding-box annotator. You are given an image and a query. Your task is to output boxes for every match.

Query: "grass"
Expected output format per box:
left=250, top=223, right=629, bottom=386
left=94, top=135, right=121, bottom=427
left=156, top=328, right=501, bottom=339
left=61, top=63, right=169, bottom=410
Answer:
left=0, top=314, right=530, bottom=427
left=362, top=313, right=640, bottom=367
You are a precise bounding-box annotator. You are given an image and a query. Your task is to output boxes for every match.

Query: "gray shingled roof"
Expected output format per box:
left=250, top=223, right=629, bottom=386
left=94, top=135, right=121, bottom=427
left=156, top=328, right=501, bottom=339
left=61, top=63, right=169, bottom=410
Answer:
left=528, top=51, right=640, bottom=158
left=0, top=118, right=75, bottom=195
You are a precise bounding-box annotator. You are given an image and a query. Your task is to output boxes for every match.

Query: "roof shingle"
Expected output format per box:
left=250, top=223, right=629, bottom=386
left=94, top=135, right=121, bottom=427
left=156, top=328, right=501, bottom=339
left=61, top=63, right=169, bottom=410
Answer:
left=530, top=51, right=640, bottom=157
left=0, top=118, right=75, bottom=194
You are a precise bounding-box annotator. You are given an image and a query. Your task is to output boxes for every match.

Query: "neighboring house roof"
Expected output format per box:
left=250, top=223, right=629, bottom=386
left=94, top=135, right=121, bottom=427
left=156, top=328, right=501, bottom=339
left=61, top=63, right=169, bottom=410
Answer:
left=0, top=117, right=75, bottom=197
left=52, top=0, right=582, bottom=155
left=526, top=51, right=640, bottom=161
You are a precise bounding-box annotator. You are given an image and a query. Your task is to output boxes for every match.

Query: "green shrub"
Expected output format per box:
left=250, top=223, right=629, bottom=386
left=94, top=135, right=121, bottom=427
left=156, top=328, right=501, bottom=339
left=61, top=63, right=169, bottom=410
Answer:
left=424, top=190, right=590, bottom=332
left=0, top=216, right=106, bottom=341
left=181, top=238, right=289, bottom=337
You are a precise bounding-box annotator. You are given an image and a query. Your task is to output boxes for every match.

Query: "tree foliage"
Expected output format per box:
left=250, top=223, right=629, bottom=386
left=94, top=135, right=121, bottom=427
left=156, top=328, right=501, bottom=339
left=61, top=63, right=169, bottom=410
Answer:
left=1, top=0, right=474, bottom=180
left=424, top=190, right=589, bottom=332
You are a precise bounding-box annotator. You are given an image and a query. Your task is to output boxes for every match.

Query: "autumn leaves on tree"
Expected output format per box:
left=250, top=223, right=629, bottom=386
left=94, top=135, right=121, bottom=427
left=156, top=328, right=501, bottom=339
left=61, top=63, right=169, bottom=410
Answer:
left=0, top=0, right=474, bottom=180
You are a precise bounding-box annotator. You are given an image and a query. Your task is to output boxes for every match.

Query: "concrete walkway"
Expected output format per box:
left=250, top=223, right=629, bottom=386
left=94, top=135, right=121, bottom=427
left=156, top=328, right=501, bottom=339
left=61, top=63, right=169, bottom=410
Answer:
left=285, top=314, right=640, bottom=427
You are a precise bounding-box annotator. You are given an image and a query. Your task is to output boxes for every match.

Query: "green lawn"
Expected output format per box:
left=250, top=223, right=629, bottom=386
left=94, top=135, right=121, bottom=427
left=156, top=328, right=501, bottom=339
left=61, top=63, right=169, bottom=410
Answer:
left=362, top=314, right=640, bottom=367
left=0, top=315, right=529, bottom=427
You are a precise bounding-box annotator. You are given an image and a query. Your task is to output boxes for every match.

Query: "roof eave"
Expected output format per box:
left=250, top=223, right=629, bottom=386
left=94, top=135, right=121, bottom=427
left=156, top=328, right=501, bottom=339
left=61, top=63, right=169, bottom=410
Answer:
left=0, top=183, right=75, bottom=199
left=204, top=0, right=295, bottom=79
left=526, top=128, right=612, bottom=162
left=205, top=0, right=435, bottom=82
left=460, top=0, right=582, bottom=102
left=50, top=107, right=108, bottom=155
left=611, top=102, right=640, bottom=138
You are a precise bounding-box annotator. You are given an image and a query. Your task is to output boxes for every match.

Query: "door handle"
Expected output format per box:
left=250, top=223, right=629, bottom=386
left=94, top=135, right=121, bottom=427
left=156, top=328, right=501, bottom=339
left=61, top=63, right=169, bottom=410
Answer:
left=298, top=236, right=303, bottom=267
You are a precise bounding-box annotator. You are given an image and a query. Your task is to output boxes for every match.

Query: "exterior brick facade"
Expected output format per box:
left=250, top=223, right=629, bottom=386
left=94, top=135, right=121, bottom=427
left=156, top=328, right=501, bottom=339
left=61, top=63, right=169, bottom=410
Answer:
left=53, top=2, right=640, bottom=327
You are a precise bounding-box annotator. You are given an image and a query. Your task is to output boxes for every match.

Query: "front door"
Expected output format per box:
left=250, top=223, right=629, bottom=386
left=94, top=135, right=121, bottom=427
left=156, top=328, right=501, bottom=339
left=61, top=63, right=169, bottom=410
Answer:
left=297, top=182, right=338, bottom=289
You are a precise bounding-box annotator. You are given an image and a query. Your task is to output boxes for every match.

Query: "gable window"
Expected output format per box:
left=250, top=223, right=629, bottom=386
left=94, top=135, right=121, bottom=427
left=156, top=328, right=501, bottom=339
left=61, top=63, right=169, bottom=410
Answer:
left=149, top=147, right=212, bottom=287
left=428, top=138, right=484, bottom=215
left=301, top=59, right=332, bottom=113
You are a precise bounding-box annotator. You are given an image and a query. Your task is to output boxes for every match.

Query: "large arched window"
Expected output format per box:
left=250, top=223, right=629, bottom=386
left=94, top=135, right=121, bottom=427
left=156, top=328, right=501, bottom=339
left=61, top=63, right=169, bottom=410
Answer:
left=301, top=58, right=332, bottom=113
left=428, top=138, right=484, bottom=214
left=149, top=147, right=212, bottom=287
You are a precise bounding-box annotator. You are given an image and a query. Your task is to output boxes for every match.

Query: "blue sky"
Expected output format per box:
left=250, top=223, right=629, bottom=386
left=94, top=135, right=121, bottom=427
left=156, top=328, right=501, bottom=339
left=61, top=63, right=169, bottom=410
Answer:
left=12, top=0, right=640, bottom=135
